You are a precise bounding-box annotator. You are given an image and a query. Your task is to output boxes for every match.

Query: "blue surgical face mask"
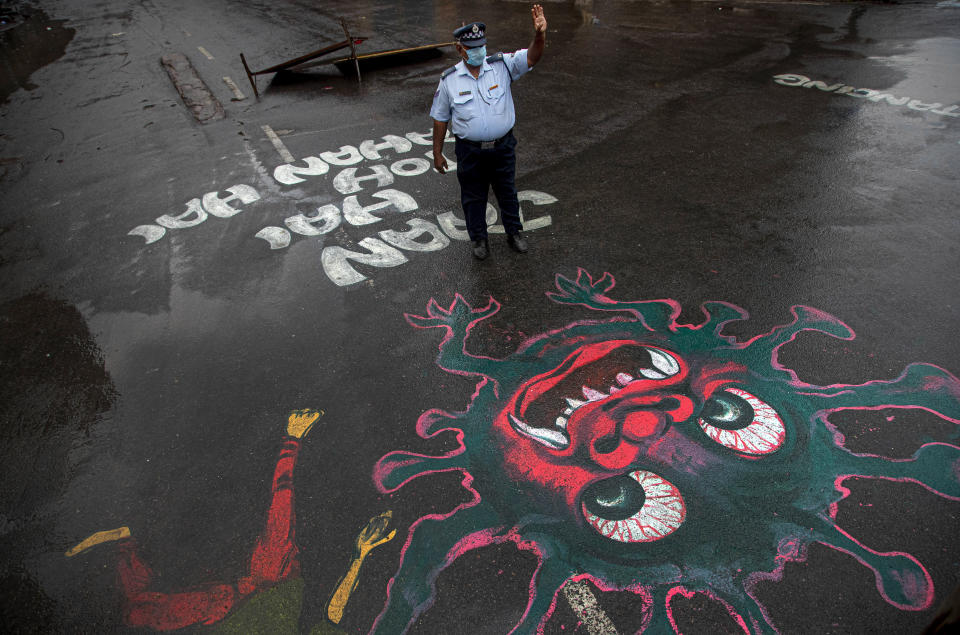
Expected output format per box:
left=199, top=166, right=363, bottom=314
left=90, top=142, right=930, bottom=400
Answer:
left=465, top=45, right=487, bottom=67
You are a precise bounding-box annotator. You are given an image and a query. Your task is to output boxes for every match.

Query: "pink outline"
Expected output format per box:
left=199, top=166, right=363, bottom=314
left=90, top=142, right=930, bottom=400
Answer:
left=368, top=472, right=487, bottom=634
left=800, top=365, right=960, bottom=423
left=665, top=586, right=752, bottom=634
left=820, top=521, right=935, bottom=611
left=547, top=268, right=685, bottom=334
left=376, top=270, right=959, bottom=634
left=405, top=294, right=505, bottom=393
left=680, top=300, right=751, bottom=341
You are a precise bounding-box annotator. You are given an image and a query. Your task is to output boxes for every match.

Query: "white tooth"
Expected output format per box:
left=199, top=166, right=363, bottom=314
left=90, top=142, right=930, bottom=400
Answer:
left=649, top=348, right=680, bottom=375
left=566, top=397, right=586, bottom=409
left=563, top=408, right=573, bottom=416
left=609, top=385, right=620, bottom=393
left=555, top=416, right=568, bottom=430
left=508, top=414, right=569, bottom=449
left=582, top=386, right=606, bottom=401
left=616, top=372, right=634, bottom=386
left=640, top=368, right=666, bottom=380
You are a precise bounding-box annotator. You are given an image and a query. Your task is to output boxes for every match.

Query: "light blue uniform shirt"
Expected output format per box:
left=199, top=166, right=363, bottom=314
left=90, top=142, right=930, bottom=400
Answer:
left=430, top=49, right=532, bottom=142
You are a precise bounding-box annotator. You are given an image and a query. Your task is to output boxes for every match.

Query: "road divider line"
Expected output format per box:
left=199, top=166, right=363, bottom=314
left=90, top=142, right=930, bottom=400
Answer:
left=262, top=125, right=295, bottom=163
left=198, top=46, right=215, bottom=60
left=563, top=580, right=619, bottom=635
left=223, top=76, right=246, bottom=101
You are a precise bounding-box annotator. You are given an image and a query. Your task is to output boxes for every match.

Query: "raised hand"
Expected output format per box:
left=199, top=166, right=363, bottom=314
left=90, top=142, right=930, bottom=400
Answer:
left=355, top=510, right=397, bottom=554
left=327, top=511, right=397, bottom=624
left=286, top=408, right=321, bottom=439
left=532, top=4, right=547, bottom=34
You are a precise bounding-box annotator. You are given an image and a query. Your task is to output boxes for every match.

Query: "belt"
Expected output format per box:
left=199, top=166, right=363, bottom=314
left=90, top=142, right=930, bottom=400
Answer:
left=456, top=130, right=513, bottom=149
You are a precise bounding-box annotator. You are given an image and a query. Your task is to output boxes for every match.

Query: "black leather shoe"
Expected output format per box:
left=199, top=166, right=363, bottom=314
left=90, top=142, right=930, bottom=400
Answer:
left=507, top=233, right=528, bottom=253
left=472, top=239, right=489, bottom=260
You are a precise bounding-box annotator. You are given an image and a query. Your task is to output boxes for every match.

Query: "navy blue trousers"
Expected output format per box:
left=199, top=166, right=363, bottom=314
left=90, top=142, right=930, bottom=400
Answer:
left=454, top=132, right=523, bottom=241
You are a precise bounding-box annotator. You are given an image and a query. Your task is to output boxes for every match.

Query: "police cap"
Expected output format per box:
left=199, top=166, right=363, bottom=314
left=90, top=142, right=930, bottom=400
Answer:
left=453, top=22, right=486, bottom=47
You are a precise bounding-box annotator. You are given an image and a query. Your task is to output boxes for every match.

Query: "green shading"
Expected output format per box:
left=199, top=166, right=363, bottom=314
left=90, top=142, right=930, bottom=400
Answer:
left=212, top=578, right=345, bottom=635
left=373, top=269, right=960, bottom=634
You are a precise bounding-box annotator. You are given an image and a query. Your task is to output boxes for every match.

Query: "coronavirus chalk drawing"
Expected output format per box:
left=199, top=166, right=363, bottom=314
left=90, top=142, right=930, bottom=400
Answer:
left=372, top=269, right=960, bottom=634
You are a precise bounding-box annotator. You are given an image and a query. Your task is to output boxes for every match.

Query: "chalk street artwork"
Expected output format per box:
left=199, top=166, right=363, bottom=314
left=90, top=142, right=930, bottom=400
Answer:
left=66, top=410, right=395, bottom=634
left=126, top=129, right=557, bottom=287
left=372, top=269, right=960, bottom=634
left=55, top=268, right=960, bottom=633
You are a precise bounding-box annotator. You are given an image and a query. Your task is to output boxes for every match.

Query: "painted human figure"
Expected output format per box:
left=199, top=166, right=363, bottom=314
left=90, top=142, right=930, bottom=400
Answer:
left=430, top=5, right=547, bottom=260
left=67, top=410, right=394, bottom=632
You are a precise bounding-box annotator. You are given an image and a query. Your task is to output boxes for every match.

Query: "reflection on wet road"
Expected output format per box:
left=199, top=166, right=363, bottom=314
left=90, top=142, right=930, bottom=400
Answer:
left=0, top=0, right=958, bottom=633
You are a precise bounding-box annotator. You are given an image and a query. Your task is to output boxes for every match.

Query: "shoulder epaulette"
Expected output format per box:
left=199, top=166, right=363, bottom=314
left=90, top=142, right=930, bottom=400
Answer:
left=486, top=52, right=513, bottom=81
left=441, top=66, right=457, bottom=79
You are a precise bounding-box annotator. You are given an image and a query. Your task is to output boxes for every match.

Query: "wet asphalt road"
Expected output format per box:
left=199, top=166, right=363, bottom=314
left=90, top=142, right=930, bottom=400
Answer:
left=1, top=0, right=959, bottom=633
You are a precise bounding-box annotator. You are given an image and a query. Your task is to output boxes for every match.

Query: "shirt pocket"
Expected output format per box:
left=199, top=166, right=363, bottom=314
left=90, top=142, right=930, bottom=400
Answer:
left=452, top=93, right=477, bottom=123
left=484, top=83, right=507, bottom=115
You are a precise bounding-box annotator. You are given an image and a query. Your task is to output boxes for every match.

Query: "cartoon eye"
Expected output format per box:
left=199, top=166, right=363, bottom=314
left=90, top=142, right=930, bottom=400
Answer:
left=698, top=387, right=785, bottom=455
left=582, top=470, right=686, bottom=543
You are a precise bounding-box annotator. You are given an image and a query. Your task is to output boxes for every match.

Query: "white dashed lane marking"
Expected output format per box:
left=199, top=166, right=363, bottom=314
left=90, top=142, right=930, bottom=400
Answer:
left=261, top=125, right=295, bottom=163
left=197, top=46, right=215, bottom=60
left=222, top=77, right=246, bottom=101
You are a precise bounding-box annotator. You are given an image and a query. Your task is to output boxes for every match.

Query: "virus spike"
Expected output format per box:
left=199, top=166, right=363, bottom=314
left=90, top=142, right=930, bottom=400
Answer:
left=739, top=306, right=854, bottom=375
left=426, top=297, right=445, bottom=318
left=509, top=558, right=574, bottom=635
left=665, top=586, right=772, bottom=634
left=805, top=363, right=960, bottom=428
left=575, top=267, right=615, bottom=294
left=373, top=451, right=467, bottom=493
left=416, top=408, right=464, bottom=438
left=644, top=586, right=675, bottom=634
left=371, top=503, right=502, bottom=635
left=547, top=269, right=680, bottom=331
left=406, top=295, right=508, bottom=382
left=722, top=592, right=777, bottom=635
left=812, top=515, right=933, bottom=610
left=696, top=301, right=750, bottom=340
left=405, top=294, right=501, bottom=331
left=832, top=443, right=960, bottom=500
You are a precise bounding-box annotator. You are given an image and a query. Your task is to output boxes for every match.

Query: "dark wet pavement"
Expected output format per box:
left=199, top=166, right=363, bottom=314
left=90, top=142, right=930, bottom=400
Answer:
left=1, top=0, right=959, bottom=633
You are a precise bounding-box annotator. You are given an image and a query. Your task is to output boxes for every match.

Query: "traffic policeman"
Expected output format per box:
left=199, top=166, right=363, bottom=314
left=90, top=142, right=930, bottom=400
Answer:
left=430, top=5, right=547, bottom=260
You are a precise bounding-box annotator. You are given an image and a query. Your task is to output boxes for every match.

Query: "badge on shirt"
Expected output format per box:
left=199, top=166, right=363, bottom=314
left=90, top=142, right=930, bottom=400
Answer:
left=489, top=84, right=498, bottom=90
left=458, top=90, right=471, bottom=96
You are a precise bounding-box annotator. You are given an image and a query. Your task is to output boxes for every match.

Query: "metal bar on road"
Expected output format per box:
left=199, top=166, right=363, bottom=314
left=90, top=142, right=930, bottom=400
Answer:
left=341, top=18, right=361, bottom=84
left=240, top=52, right=259, bottom=98
left=253, top=38, right=363, bottom=75
left=238, top=24, right=367, bottom=98
left=328, top=42, right=455, bottom=65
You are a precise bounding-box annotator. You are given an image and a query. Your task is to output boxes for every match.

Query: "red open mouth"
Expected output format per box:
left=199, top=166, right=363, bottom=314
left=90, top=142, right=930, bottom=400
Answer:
left=505, top=340, right=687, bottom=453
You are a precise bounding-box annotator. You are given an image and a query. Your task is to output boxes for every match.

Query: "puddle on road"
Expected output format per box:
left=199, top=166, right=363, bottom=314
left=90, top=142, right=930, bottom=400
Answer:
left=0, top=7, right=75, bottom=104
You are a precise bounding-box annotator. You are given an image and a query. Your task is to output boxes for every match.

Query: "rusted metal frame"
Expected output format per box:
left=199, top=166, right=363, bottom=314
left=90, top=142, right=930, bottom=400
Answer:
left=238, top=18, right=456, bottom=98
left=340, top=18, right=362, bottom=84
left=335, top=42, right=456, bottom=64
left=240, top=52, right=259, bottom=98
left=256, top=39, right=361, bottom=75
left=239, top=29, right=367, bottom=98
left=295, top=42, right=456, bottom=72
